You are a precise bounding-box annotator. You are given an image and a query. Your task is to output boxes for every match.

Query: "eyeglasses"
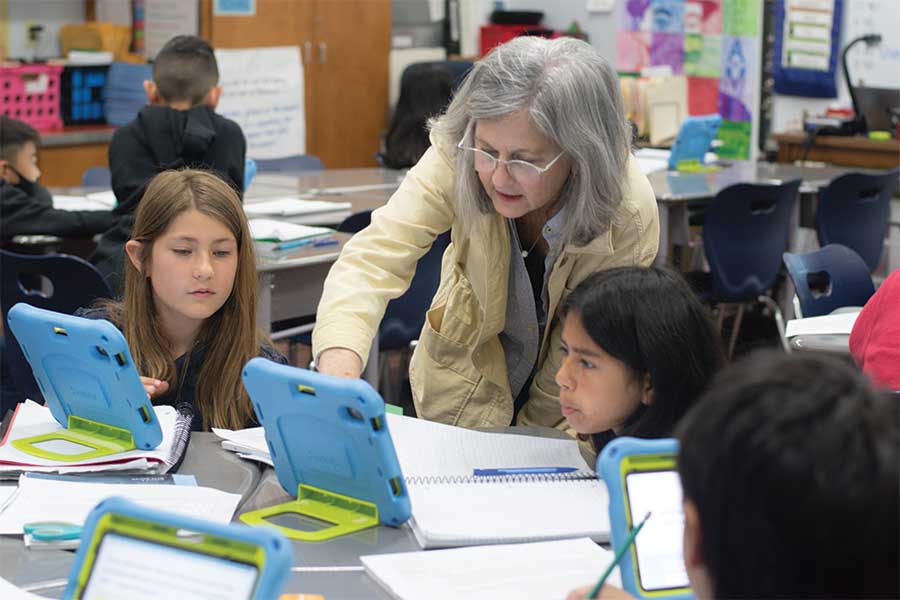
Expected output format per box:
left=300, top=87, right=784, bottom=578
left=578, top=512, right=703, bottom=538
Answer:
left=456, top=139, right=564, bottom=186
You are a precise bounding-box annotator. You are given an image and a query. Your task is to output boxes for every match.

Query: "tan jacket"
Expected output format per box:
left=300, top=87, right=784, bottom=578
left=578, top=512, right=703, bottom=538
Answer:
left=312, top=137, right=659, bottom=428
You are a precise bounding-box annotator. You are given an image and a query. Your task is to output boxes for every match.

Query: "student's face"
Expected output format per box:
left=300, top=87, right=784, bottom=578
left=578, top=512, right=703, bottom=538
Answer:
left=141, top=209, right=238, bottom=329
left=555, top=312, right=651, bottom=434
left=473, top=109, right=572, bottom=221
left=1, top=141, right=41, bottom=184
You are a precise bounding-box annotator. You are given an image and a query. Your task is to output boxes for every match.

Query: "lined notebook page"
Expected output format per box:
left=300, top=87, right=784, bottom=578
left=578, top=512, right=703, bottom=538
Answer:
left=385, top=413, right=590, bottom=477
left=362, top=537, right=620, bottom=600
left=407, top=478, right=610, bottom=548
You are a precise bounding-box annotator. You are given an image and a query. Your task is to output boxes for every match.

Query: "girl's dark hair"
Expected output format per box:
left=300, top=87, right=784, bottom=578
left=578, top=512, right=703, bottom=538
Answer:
left=561, top=266, right=724, bottom=451
left=381, top=63, right=455, bottom=169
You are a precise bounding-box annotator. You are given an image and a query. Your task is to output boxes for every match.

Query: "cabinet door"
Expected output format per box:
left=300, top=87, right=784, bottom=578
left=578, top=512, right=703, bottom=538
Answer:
left=309, top=0, right=391, bottom=168
left=203, top=0, right=316, bottom=156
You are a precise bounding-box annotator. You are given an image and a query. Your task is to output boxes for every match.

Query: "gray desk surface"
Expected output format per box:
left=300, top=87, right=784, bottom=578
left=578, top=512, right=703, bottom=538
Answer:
left=789, top=333, right=850, bottom=354
left=0, top=433, right=262, bottom=598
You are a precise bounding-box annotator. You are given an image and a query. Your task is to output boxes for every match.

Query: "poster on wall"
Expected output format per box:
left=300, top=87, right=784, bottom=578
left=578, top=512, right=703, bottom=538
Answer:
left=615, top=0, right=760, bottom=160
left=773, top=0, right=841, bottom=98
left=214, top=47, right=305, bottom=159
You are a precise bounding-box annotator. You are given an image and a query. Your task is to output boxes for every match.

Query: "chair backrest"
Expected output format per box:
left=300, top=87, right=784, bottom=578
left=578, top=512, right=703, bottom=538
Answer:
left=81, top=166, right=111, bottom=187
left=703, top=179, right=801, bottom=302
left=816, top=169, right=900, bottom=272
left=380, top=232, right=451, bottom=351
left=337, top=210, right=373, bottom=234
left=254, top=155, right=325, bottom=173
left=0, top=250, right=113, bottom=404
left=783, top=244, right=875, bottom=318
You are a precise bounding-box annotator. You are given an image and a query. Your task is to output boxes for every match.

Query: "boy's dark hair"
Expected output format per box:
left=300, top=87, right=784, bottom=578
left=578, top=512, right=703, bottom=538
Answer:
left=0, top=115, right=40, bottom=163
left=676, top=350, right=899, bottom=599
left=561, top=267, right=724, bottom=450
left=152, top=35, right=219, bottom=105
left=381, top=63, right=455, bottom=169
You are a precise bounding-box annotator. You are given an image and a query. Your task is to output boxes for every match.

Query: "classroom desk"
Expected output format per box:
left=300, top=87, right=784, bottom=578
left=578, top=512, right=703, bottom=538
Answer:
left=647, top=161, right=878, bottom=266
left=0, top=433, right=263, bottom=598
left=239, top=426, right=575, bottom=599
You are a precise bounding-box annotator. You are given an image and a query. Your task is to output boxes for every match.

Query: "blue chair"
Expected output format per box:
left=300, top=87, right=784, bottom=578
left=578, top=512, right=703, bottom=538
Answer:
left=689, top=179, right=801, bottom=357
left=0, top=250, right=112, bottom=409
left=81, top=166, right=111, bottom=187
left=254, top=155, right=325, bottom=173
left=782, top=244, right=875, bottom=318
left=815, top=169, right=900, bottom=272
left=336, top=210, right=373, bottom=234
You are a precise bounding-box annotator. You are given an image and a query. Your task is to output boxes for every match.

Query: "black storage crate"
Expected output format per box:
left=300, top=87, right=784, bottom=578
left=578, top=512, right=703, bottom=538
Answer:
left=60, top=65, right=110, bottom=125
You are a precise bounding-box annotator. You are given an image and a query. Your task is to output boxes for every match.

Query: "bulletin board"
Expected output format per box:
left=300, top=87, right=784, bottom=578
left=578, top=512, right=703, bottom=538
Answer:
left=616, top=0, right=762, bottom=160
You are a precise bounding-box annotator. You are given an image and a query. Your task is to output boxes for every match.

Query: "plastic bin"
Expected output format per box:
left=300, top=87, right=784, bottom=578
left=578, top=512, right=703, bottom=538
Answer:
left=0, top=64, right=64, bottom=131
left=61, top=65, right=110, bottom=125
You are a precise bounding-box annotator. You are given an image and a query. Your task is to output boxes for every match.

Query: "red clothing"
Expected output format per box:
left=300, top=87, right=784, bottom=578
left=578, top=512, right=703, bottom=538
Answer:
left=850, top=269, right=900, bottom=390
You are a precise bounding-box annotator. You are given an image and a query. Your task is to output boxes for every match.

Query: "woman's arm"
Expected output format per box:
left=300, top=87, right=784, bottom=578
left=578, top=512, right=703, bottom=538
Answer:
left=312, top=139, right=457, bottom=377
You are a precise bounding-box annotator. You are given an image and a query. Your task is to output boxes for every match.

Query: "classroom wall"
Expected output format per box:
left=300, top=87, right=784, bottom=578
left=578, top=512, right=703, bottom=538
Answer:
left=5, top=0, right=86, bottom=60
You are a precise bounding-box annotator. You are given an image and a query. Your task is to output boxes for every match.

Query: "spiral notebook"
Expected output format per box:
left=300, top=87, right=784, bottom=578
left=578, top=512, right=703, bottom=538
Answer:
left=386, top=415, right=610, bottom=549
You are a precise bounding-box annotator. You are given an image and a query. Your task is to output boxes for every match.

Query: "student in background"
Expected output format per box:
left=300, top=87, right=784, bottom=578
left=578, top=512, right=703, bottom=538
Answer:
left=0, top=115, right=113, bottom=241
left=91, top=34, right=246, bottom=293
left=81, top=169, right=285, bottom=431
left=849, top=267, right=900, bottom=391
left=379, top=63, right=455, bottom=169
left=568, top=351, right=899, bottom=599
left=556, top=267, right=723, bottom=456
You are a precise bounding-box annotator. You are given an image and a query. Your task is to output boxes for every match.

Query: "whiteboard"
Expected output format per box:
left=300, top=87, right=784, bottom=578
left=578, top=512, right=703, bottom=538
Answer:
left=844, top=0, right=900, bottom=89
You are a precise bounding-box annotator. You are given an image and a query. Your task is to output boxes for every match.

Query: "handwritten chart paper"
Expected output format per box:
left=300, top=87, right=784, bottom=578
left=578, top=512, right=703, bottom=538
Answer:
left=215, top=46, right=305, bottom=159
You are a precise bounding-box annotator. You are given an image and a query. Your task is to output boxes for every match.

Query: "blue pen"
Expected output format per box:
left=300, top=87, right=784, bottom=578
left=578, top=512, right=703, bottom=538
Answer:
left=473, top=467, right=580, bottom=477
left=273, top=236, right=334, bottom=252
left=312, top=238, right=339, bottom=247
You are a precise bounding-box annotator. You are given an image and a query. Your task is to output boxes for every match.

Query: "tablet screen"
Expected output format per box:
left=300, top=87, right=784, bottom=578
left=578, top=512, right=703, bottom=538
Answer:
left=624, top=469, right=689, bottom=592
left=81, top=532, right=259, bottom=600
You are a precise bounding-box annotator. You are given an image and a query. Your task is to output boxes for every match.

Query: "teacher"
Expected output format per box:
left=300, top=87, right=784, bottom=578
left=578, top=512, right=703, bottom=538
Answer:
left=313, top=37, right=659, bottom=428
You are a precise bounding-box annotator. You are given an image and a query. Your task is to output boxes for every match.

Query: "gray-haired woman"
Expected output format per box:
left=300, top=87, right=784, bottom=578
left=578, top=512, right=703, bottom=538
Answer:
left=313, top=36, right=659, bottom=429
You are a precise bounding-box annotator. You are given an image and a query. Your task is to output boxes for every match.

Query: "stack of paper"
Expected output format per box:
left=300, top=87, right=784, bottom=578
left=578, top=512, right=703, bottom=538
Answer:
left=211, top=426, right=272, bottom=466
left=0, top=472, right=240, bottom=536
left=785, top=311, right=860, bottom=338
left=0, top=400, right=180, bottom=478
left=248, top=218, right=335, bottom=256
left=52, top=190, right=116, bottom=211
left=362, top=537, right=619, bottom=600
left=244, top=197, right=352, bottom=226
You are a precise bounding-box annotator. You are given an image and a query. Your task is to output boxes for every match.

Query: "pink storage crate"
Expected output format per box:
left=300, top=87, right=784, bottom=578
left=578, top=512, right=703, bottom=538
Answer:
left=1, top=63, right=64, bottom=131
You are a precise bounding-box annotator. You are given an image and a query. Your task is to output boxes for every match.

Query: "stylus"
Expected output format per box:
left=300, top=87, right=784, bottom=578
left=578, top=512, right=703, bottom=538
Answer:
left=587, top=511, right=652, bottom=599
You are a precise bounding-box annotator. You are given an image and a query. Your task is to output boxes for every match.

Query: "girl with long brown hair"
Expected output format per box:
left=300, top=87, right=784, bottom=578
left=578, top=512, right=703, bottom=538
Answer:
left=84, top=169, right=285, bottom=430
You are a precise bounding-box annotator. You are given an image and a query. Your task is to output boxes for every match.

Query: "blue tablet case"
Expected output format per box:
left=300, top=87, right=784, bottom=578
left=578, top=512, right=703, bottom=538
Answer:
left=597, top=437, right=692, bottom=600
left=65, top=497, right=292, bottom=600
left=240, top=358, right=411, bottom=538
left=668, top=114, right=722, bottom=170
left=6, top=303, right=162, bottom=459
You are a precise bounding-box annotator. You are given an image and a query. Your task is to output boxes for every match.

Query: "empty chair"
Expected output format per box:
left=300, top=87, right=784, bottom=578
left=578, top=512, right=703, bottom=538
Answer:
left=0, top=250, right=112, bottom=408
left=815, top=168, right=900, bottom=272
left=688, top=179, right=801, bottom=357
left=783, top=244, right=875, bottom=319
left=254, top=155, right=325, bottom=173
left=81, top=166, right=112, bottom=187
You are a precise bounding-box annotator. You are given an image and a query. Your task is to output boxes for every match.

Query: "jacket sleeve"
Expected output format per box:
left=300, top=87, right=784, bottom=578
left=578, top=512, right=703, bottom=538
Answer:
left=0, top=183, right=114, bottom=238
left=109, top=125, right=165, bottom=213
left=223, top=121, right=246, bottom=197
left=517, top=157, right=660, bottom=428
left=312, top=140, right=457, bottom=366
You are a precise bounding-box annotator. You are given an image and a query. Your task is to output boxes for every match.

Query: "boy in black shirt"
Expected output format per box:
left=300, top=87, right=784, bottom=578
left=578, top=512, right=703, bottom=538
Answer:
left=0, top=115, right=113, bottom=240
left=91, top=35, right=246, bottom=293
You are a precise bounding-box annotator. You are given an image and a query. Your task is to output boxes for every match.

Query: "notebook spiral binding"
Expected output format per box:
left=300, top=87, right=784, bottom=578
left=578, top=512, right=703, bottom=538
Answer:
left=403, top=471, right=597, bottom=485
left=164, top=403, right=194, bottom=473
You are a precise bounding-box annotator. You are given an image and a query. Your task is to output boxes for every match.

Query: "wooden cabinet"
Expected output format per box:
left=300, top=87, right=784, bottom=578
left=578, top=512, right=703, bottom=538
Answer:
left=202, top=0, right=391, bottom=168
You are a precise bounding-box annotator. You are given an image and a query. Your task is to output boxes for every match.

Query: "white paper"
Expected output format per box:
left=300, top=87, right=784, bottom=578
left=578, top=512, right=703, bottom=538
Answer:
left=0, top=474, right=240, bottom=534
left=243, top=198, right=352, bottom=218
left=215, top=47, right=305, bottom=159
left=85, top=190, right=117, bottom=208
left=144, top=0, right=199, bottom=60
left=248, top=218, right=332, bottom=242
left=362, top=537, right=620, bottom=600
left=51, top=195, right=110, bottom=212
left=785, top=311, right=860, bottom=338
left=0, top=401, right=177, bottom=472
left=0, top=575, right=45, bottom=600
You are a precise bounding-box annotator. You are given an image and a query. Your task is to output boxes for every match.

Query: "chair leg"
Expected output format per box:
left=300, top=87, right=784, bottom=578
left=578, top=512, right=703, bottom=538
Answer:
left=759, top=295, right=791, bottom=353
left=727, top=303, right=745, bottom=359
